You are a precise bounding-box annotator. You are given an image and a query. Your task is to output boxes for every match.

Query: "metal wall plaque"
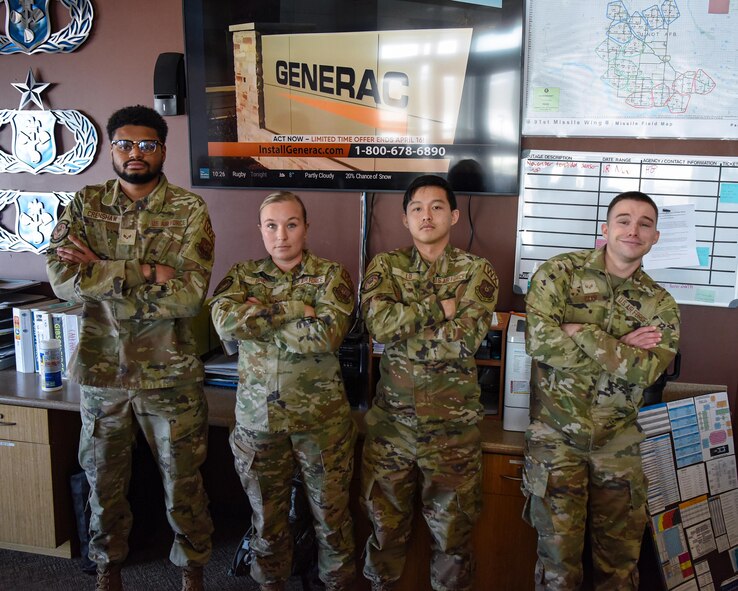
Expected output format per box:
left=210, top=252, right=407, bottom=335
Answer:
left=0, top=0, right=94, bottom=55
left=0, top=190, right=73, bottom=253
left=0, top=69, right=98, bottom=175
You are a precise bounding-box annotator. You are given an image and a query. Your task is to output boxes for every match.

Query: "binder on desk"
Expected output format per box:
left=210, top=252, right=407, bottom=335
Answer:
left=52, top=305, right=82, bottom=377
left=12, top=298, right=58, bottom=373
left=61, top=307, right=83, bottom=378
left=32, top=301, right=78, bottom=372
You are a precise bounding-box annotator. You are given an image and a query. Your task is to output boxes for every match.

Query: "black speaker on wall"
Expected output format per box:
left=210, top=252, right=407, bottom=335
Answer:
left=153, top=52, right=186, bottom=116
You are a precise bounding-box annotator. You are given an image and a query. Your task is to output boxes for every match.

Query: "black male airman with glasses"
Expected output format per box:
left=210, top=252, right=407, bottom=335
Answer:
left=46, top=105, right=215, bottom=591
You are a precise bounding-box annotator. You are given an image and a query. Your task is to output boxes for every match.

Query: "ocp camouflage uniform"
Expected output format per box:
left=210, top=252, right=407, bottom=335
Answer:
left=360, top=244, right=497, bottom=591
left=209, top=251, right=357, bottom=590
left=46, top=176, right=215, bottom=568
left=523, top=247, right=680, bottom=590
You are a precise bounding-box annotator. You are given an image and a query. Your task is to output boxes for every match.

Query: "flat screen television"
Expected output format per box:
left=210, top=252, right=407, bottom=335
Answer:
left=183, top=0, right=524, bottom=194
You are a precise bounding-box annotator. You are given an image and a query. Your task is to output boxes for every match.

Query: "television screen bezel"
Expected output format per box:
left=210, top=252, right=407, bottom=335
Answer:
left=182, top=0, right=525, bottom=195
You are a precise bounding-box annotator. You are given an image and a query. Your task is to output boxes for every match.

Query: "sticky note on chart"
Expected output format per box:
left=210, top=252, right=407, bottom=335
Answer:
left=531, top=87, right=560, bottom=112
left=720, top=183, right=738, bottom=204
left=696, top=247, right=710, bottom=267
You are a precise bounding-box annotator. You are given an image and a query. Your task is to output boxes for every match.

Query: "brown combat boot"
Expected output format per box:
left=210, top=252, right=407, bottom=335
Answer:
left=181, top=566, right=204, bottom=591
left=95, top=563, right=123, bottom=591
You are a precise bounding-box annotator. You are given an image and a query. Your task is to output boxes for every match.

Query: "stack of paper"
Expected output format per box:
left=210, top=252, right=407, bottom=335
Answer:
left=204, top=353, right=238, bottom=389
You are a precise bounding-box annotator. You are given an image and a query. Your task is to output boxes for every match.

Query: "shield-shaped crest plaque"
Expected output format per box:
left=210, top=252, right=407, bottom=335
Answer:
left=5, top=0, right=51, bottom=52
left=11, top=111, right=57, bottom=172
left=15, top=193, right=59, bottom=251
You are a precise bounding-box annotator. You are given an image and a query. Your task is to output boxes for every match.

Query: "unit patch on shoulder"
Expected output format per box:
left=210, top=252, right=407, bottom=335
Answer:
left=475, top=279, right=496, bottom=302
left=213, top=276, right=234, bottom=296
left=333, top=283, right=353, bottom=305
left=362, top=272, right=382, bottom=292
left=50, top=221, right=70, bottom=243
left=196, top=237, right=214, bottom=261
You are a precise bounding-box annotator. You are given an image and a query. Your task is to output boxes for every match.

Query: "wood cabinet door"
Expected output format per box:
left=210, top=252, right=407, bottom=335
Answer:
left=475, top=453, right=539, bottom=590
left=474, top=491, right=538, bottom=590
left=0, top=439, right=57, bottom=547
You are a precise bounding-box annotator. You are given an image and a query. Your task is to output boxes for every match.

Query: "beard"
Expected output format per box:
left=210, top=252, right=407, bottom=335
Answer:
left=113, top=159, right=162, bottom=185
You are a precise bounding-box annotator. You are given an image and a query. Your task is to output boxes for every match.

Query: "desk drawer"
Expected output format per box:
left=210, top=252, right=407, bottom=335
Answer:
left=482, top=453, right=525, bottom=496
left=0, top=404, right=50, bottom=444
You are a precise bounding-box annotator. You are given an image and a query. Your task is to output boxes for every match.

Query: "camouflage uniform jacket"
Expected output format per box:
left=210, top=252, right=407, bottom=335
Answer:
left=210, top=251, right=355, bottom=433
left=361, top=244, right=497, bottom=428
left=525, top=247, right=680, bottom=448
left=46, top=175, right=215, bottom=389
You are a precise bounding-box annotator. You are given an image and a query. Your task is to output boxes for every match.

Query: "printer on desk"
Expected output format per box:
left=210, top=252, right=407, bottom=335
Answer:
left=503, top=313, right=532, bottom=432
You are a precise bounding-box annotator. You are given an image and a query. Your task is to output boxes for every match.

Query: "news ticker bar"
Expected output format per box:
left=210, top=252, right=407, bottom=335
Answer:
left=196, top=166, right=424, bottom=190
left=208, top=142, right=451, bottom=159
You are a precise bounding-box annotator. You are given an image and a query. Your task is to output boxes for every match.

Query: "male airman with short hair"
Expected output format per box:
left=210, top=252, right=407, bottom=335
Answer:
left=523, top=190, right=681, bottom=590
left=360, top=174, right=498, bottom=591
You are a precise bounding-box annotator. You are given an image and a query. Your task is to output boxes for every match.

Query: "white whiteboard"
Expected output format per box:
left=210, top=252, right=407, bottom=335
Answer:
left=514, top=150, right=738, bottom=308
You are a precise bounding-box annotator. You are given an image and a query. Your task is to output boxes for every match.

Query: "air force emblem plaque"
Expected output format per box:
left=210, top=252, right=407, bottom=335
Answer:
left=0, top=190, right=73, bottom=253
left=0, top=69, right=97, bottom=175
left=5, top=0, right=51, bottom=53
left=11, top=110, right=56, bottom=171
left=1, top=0, right=93, bottom=55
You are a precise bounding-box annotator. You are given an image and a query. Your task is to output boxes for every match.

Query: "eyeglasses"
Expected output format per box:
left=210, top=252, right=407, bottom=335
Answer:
left=111, top=139, right=163, bottom=154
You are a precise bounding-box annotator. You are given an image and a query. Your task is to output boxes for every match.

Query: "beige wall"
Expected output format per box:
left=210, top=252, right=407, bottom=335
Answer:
left=0, top=0, right=735, bottom=403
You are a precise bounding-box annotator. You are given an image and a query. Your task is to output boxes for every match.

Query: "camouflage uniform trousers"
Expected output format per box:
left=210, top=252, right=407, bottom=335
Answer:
left=360, top=407, right=482, bottom=591
left=79, top=383, right=213, bottom=567
left=522, top=419, right=648, bottom=591
left=230, top=417, right=357, bottom=589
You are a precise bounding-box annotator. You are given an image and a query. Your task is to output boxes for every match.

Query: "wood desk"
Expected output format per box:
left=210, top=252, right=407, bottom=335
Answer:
left=0, top=372, right=726, bottom=590
left=0, top=371, right=534, bottom=588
